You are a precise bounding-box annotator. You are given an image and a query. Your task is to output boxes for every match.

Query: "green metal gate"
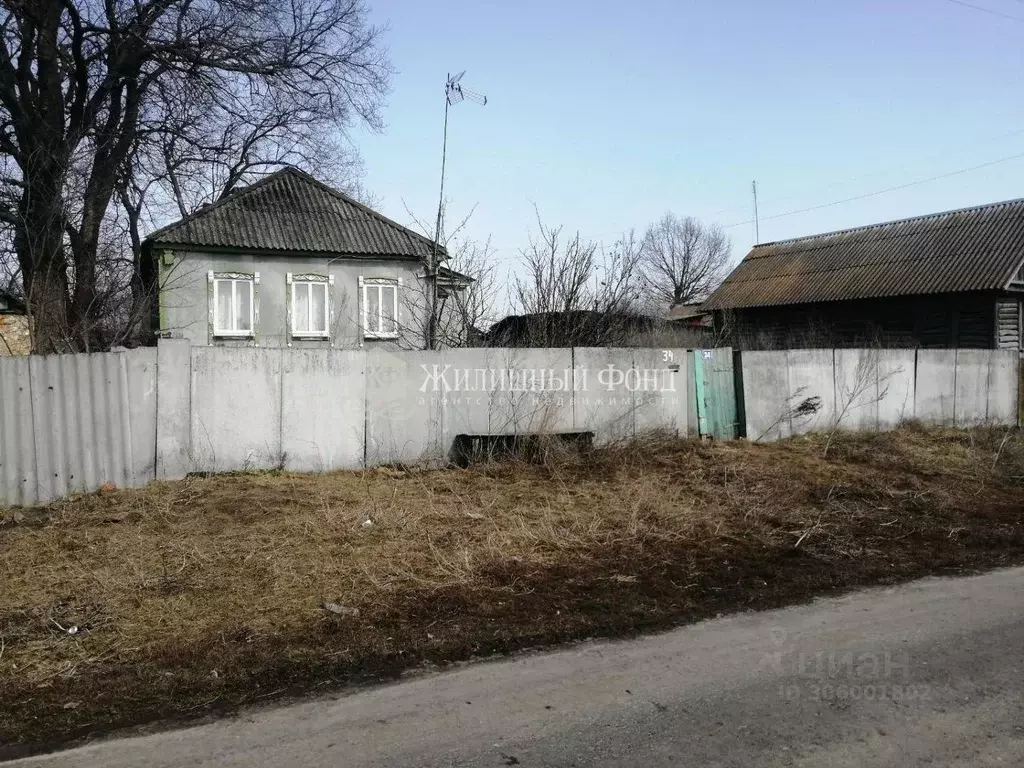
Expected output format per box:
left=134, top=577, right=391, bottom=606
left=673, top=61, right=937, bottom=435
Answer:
left=693, top=348, right=740, bottom=439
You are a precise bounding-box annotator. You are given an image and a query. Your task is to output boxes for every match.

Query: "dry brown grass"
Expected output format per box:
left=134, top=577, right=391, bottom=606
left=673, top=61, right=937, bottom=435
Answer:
left=2, top=424, right=1024, bottom=752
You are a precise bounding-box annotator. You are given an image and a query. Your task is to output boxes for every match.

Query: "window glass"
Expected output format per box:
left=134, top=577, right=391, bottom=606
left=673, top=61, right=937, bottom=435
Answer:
left=216, top=281, right=231, bottom=330
left=294, top=283, right=310, bottom=333
left=311, top=283, right=327, bottom=333
left=236, top=280, right=252, bottom=331
left=381, top=285, right=396, bottom=333
left=367, top=286, right=381, bottom=333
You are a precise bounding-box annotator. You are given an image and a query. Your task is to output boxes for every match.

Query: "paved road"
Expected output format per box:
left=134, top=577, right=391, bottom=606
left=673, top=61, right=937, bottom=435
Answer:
left=11, top=567, right=1024, bottom=767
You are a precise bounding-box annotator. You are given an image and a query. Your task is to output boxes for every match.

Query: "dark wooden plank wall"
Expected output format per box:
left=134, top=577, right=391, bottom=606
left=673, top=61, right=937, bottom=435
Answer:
left=723, top=291, right=1020, bottom=349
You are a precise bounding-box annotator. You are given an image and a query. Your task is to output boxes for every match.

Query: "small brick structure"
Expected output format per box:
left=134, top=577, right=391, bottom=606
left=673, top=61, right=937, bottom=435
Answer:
left=0, top=313, right=31, bottom=356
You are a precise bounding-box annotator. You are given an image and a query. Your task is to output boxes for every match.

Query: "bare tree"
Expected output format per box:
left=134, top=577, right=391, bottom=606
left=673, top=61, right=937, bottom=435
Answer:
left=434, top=236, right=499, bottom=347
left=401, top=199, right=500, bottom=349
left=0, top=0, right=390, bottom=353
left=505, top=210, right=645, bottom=347
left=639, top=213, right=731, bottom=309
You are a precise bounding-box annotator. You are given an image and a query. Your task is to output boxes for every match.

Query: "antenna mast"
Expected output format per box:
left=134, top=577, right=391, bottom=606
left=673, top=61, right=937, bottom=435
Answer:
left=752, top=180, right=760, bottom=244
left=428, top=71, right=487, bottom=350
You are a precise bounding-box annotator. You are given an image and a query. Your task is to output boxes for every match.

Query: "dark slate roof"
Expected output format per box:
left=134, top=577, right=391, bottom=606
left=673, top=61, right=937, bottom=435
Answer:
left=144, top=167, right=442, bottom=259
left=485, top=311, right=663, bottom=348
left=703, top=198, right=1024, bottom=310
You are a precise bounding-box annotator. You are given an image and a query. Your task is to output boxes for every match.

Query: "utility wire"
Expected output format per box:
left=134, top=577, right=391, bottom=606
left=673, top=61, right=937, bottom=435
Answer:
left=702, top=126, right=1024, bottom=222
left=942, top=0, right=1024, bottom=23
left=591, top=126, right=1024, bottom=243
left=721, top=150, right=1024, bottom=231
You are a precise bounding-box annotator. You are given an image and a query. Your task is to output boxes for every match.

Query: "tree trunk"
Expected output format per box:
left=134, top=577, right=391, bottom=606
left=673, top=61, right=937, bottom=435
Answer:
left=15, top=166, right=73, bottom=354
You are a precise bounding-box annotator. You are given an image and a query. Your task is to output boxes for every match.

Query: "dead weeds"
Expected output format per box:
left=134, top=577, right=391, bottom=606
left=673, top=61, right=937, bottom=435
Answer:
left=1, top=424, right=1023, bottom=752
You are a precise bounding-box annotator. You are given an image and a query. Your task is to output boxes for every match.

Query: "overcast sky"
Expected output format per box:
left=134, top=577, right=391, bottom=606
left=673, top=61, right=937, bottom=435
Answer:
left=352, top=0, right=1024, bottom=293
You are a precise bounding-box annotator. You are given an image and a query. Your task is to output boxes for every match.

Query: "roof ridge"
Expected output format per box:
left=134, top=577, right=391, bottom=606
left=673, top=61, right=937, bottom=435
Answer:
left=144, top=169, right=292, bottom=243
left=276, top=167, right=442, bottom=254
left=752, top=195, right=1024, bottom=251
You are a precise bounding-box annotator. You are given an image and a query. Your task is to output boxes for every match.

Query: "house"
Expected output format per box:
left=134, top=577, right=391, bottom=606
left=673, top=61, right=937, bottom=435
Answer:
left=0, top=289, right=29, bottom=356
left=143, top=167, right=462, bottom=349
left=703, top=198, right=1024, bottom=349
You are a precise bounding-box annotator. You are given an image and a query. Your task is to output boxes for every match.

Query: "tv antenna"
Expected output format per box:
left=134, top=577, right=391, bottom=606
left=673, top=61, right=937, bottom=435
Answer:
left=427, top=71, right=488, bottom=349
left=752, top=180, right=760, bottom=243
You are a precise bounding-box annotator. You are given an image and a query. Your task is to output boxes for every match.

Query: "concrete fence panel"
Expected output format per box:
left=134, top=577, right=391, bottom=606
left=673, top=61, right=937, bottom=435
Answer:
left=915, top=350, right=957, bottom=424
left=190, top=347, right=283, bottom=472
left=876, top=349, right=917, bottom=429
left=490, top=348, right=575, bottom=436
left=571, top=348, right=636, bottom=442
left=281, top=350, right=366, bottom=472
left=156, top=340, right=192, bottom=480
left=953, top=349, right=991, bottom=426
left=832, top=349, right=915, bottom=431
left=785, top=349, right=836, bottom=435
left=633, top=347, right=689, bottom=437
left=985, top=350, right=1019, bottom=425
left=738, top=350, right=790, bottom=441
left=366, top=348, right=445, bottom=466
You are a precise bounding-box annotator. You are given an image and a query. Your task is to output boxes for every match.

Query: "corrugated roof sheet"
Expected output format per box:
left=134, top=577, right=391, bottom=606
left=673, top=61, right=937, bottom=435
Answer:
left=667, top=303, right=708, bottom=321
left=703, top=198, right=1024, bottom=310
left=144, top=167, right=441, bottom=259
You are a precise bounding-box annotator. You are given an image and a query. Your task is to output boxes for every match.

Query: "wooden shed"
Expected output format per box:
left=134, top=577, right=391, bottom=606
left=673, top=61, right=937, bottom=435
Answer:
left=703, top=198, right=1024, bottom=349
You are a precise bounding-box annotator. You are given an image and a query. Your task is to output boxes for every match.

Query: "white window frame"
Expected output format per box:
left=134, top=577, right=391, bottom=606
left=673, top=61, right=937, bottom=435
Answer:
left=288, top=273, right=333, bottom=339
left=209, top=271, right=258, bottom=338
left=360, top=276, right=401, bottom=340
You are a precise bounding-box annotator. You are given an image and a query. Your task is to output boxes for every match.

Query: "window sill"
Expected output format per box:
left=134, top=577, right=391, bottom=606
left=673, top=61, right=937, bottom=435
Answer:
left=291, top=333, right=331, bottom=340
left=213, top=332, right=255, bottom=338
left=364, top=334, right=400, bottom=341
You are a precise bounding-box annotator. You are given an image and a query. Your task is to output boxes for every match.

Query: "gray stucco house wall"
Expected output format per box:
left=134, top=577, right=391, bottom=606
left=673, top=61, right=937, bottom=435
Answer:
left=143, top=167, right=448, bottom=350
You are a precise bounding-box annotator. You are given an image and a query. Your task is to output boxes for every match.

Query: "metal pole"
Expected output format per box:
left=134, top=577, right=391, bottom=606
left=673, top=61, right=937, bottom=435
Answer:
left=428, top=92, right=451, bottom=351
left=752, top=180, right=760, bottom=244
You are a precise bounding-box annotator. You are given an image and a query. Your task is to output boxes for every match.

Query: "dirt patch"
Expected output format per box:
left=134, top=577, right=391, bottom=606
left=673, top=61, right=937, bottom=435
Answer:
left=1, top=424, right=1023, bottom=752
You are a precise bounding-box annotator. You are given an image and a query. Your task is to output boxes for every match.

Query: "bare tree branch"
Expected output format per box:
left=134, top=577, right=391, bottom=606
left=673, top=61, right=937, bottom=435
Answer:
left=639, top=212, right=731, bottom=310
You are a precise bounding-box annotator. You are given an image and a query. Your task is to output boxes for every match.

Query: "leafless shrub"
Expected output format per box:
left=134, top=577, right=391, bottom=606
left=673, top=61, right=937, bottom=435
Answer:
left=504, top=210, right=646, bottom=347
left=754, top=386, right=823, bottom=443
left=400, top=200, right=501, bottom=349
left=824, top=348, right=904, bottom=458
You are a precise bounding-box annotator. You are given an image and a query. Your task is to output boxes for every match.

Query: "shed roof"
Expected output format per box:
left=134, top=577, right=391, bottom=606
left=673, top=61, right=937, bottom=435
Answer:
left=144, top=167, right=442, bottom=260
left=703, top=198, right=1024, bottom=310
left=667, top=303, right=709, bottom=321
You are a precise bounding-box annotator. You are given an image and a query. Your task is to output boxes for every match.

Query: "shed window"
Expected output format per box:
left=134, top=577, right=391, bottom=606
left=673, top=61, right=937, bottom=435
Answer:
left=211, top=273, right=256, bottom=336
left=362, top=278, right=399, bottom=339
